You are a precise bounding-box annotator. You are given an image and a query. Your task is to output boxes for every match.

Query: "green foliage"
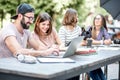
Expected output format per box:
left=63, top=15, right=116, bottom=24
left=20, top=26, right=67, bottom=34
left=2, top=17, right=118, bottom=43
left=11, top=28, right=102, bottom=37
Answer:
left=0, top=0, right=110, bottom=30
left=0, top=0, right=85, bottom=30
left=32, top=0, right=57, bottom=19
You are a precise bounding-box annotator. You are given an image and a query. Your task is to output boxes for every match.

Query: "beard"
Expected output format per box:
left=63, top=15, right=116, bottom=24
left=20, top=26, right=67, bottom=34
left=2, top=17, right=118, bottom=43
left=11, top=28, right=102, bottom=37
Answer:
left=20, top=18, right=29, bottom=29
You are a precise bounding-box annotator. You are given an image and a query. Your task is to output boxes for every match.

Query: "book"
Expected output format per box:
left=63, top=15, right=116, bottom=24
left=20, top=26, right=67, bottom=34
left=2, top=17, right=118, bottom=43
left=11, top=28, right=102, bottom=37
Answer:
left=75, top=48, right=97, bottom=56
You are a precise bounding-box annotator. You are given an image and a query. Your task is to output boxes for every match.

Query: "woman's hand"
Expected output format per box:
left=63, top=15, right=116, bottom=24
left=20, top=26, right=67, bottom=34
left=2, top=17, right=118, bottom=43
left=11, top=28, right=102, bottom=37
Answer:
left=48, top=46, right=59, bottom=56
left=51, top=44, right=59, bottom=49
left=80, top=40, right=87, bottom=46
left=44, top=44, right=59, bottom=56
left=104, top=39, right=112, bottom=45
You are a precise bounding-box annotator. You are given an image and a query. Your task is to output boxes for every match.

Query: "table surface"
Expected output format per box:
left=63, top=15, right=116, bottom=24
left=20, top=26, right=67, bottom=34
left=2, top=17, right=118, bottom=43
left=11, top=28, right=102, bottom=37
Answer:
left=0, top=47, right=120, bottom=80
left=108, top=26, right=120, bottom=29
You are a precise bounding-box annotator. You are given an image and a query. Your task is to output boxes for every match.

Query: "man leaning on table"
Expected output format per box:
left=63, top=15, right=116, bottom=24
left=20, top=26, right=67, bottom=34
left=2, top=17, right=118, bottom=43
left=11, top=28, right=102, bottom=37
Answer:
left=0, top=3, right=59, bottom=58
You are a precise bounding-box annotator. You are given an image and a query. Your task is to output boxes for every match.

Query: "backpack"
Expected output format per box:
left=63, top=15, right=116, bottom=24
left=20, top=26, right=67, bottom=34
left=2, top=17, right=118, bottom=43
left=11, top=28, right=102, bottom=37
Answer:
left=81, top=27, right=92, bottom=40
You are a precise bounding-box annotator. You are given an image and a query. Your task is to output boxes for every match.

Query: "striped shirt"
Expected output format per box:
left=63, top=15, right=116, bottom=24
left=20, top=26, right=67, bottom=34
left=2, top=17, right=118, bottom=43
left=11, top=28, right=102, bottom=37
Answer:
left=58, top=26, right=81, bottom=46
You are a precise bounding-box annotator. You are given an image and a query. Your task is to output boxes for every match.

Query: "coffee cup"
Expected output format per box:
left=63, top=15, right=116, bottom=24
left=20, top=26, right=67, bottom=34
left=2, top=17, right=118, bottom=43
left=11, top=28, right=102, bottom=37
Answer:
left=87, top=39, right=92, bottom=47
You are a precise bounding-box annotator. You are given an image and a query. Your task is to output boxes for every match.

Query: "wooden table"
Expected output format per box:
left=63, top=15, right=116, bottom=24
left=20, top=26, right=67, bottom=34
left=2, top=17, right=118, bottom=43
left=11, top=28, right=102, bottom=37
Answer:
left=0, top=47, right=120, bottom=80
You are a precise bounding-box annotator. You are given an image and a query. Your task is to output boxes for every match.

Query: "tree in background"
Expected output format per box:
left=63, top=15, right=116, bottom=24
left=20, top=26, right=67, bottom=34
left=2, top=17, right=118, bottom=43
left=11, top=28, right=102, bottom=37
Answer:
left=0, top=0, right=35, bottom=28
left=0, top=0, right=17, bottom=27
left=0, top=0, right=108, bottom=30
left=0, top=0, right=85, bottom=30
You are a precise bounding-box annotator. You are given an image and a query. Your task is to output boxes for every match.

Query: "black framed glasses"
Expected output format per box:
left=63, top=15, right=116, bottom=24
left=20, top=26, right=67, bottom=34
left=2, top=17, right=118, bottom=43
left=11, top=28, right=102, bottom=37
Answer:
left=23, top=15, right=34, bottom=22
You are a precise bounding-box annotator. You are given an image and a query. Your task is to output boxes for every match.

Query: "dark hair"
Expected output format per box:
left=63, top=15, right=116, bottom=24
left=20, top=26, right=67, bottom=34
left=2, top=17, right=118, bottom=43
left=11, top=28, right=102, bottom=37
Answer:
left=93, top=14, right=107, bottom=31
left=92, top=14, right=108, bottom=39
left=34, top=12, right=52, bottom=36
left=62, top=8, right=77, bottom=27
left=11, top=3, right=34, bottom=19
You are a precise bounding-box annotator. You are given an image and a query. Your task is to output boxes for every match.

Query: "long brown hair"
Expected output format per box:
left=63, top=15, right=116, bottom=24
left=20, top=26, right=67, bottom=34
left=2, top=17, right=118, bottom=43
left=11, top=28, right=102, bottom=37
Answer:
left=62, top=8, right=78, bottom=27
left=34, top=12, right=52, bottom=36
left=92, top=14, right=107, bottom=39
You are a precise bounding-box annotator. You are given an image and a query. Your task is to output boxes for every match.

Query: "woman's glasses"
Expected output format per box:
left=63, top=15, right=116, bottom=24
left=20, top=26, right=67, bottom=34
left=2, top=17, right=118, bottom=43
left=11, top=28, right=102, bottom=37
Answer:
left=95, top=17, right=101, bottom=20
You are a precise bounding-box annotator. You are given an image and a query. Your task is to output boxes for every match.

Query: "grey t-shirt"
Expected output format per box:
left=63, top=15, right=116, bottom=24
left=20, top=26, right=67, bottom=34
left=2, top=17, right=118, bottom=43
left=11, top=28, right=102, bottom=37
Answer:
left=0, top=22, right=31, bottom=58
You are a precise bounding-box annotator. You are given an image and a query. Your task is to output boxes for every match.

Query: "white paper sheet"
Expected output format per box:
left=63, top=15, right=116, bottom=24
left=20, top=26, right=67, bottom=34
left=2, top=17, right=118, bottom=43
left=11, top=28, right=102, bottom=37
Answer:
left=37, top=58, right=75, bottom=63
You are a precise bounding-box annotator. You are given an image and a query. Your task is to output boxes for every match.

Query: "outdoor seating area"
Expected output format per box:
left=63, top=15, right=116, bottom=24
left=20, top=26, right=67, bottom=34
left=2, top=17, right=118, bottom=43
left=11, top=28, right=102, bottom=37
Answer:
left=0, top=0, right=120, bottom=80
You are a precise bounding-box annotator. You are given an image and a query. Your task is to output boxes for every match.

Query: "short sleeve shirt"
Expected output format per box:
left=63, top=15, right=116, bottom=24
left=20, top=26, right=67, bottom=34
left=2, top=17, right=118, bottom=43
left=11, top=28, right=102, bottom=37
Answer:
left=0, top=22, right=31, bottom=58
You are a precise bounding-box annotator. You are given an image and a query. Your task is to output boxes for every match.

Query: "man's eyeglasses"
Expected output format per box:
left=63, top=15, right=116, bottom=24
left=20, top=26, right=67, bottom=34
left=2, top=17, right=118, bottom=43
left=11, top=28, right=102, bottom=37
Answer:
left=23, top=15, right=34, bottom=22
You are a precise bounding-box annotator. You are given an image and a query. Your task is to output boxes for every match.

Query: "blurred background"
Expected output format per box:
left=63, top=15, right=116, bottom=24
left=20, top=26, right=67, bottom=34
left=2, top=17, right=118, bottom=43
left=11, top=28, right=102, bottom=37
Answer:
left=0, top=0, right=109, bottom=31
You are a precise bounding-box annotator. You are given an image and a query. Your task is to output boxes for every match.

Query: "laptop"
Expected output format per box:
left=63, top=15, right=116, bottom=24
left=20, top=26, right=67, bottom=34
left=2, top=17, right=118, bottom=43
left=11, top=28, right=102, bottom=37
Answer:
left=41, top=36, right=84, bottom=58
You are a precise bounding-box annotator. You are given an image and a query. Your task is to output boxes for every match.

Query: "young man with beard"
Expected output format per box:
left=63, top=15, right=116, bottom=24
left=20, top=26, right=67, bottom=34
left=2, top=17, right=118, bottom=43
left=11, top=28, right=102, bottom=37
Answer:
left=0, top=3, right=59, bottom=58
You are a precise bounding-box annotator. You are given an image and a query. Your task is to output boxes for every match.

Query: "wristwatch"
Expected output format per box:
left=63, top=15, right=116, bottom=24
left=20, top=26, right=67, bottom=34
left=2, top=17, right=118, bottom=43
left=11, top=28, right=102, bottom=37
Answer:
left=17, top=54, right=25, bottom=62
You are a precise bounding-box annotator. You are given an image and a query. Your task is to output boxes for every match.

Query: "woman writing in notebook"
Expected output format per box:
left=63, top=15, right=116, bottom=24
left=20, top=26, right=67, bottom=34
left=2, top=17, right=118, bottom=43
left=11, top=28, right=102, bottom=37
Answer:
left=32, top=12, right=63, bottom=56
left=84, top=14, right=112, bottom=45
left=83, top=14, right=112, bottom=80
